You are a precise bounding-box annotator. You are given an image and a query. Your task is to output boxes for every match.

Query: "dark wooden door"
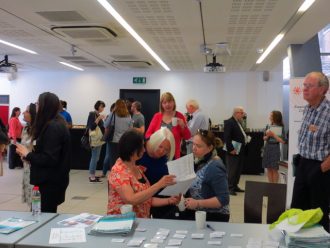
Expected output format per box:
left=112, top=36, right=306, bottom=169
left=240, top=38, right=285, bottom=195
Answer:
left=119, top=89, right=160, bottom=130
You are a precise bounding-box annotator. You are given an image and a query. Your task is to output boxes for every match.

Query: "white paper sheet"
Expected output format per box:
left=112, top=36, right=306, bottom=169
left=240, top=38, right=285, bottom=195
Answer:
left=223, top=141, right=242, bottom=153
left=49, top=228, right=86, bottom=244
left=276, top=215, right=306, bottom=233
left=159, top=154, right=196, bottom=196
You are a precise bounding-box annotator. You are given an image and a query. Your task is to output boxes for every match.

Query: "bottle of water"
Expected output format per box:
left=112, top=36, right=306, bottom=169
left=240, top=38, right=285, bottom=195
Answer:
left=31, top=186, right=41, bottom=216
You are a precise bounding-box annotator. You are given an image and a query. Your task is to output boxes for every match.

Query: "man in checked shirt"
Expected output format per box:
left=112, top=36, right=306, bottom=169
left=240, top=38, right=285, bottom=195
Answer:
left=291, top=71, right=330, bottom=231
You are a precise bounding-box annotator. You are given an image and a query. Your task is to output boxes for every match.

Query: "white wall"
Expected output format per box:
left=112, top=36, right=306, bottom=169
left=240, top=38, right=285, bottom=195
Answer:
left=0, top=74, right=11, bottom=94
left=1, top=67, right=283, bottom=127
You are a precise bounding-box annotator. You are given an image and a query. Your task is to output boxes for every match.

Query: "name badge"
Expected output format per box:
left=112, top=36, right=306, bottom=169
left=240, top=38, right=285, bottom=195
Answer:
left=308, top=124, right=318, bottom=132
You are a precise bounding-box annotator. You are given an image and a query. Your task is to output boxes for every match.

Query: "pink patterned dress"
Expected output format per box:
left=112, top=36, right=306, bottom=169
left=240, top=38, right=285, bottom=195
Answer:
left=107, top=158, right=152, bottom=218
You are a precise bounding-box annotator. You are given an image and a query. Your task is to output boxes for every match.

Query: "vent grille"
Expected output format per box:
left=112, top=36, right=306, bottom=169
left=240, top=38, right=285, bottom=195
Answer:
left=51, top=26, right=117, bottom=40
left=112, top=60, right=152, bottom=69
left=36, top=11, right=87, bottom=22
left=111, top=55, right=139, bottom=60
left=60, top=56, right=105, bottom=68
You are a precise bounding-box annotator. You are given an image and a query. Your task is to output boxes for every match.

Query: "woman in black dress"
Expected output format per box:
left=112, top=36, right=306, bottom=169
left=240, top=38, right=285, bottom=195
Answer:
left=16, top=92, right=71, bottom=213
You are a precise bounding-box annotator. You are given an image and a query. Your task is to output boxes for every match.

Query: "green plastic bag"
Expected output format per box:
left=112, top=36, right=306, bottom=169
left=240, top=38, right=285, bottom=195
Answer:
left=269, top=208, right=323, bottom=230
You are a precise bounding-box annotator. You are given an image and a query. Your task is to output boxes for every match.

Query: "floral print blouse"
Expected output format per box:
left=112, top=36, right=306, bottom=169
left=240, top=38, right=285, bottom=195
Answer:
left=107, top=158, right=152, bottom=218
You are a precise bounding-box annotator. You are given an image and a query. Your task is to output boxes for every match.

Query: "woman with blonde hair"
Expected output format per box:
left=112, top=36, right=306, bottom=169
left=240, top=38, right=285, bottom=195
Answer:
left=146, top=92, right=190, bottom=159
left=106, top=99, right=132, bottom=170
left=138, top=127, right=177, bottom=218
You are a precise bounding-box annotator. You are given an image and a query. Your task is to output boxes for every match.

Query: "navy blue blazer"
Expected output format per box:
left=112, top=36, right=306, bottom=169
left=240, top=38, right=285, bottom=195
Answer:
left=224, top=116, right=245, bottom=153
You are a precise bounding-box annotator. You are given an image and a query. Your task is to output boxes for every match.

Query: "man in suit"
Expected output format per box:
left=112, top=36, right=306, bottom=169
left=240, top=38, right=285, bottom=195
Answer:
left=224, top=106, right=247, bottom=196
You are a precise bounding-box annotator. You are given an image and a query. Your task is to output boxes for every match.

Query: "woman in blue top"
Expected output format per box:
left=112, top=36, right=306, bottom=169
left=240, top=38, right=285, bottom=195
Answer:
left=137, top=127, right=177, bottom=219
left=182, top=129, right=230, bottom=222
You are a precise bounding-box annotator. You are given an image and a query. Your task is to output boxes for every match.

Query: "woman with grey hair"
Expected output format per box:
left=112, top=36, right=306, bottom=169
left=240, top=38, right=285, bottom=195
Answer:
left=137, top=127, right=178, bottom=219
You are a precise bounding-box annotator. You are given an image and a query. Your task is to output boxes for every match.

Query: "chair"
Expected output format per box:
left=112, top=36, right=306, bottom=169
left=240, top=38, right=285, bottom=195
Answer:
left=244, top=181, right=286, bottom=224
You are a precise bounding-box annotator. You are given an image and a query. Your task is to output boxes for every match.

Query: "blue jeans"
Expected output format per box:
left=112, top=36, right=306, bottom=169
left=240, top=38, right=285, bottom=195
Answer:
left=89, top=145, right=102, bottom=175
left=102, top=142, right=111, bottom=176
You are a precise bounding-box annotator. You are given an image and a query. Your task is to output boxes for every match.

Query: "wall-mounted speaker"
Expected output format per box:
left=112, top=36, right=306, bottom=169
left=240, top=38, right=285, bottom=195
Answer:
left=7, top=71, right=17, bottom=81
left=263, top=71, right=270, bottom=82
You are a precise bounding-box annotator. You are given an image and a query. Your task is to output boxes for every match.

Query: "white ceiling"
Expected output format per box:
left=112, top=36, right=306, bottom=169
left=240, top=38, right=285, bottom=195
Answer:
left=0, top=0, right=329, bottom=73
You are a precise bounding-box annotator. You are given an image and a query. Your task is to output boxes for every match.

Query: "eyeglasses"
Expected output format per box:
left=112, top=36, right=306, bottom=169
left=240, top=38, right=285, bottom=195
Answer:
left=197, top=129, right=208, bottom=137
left=303, top=83, right=320, bottom=89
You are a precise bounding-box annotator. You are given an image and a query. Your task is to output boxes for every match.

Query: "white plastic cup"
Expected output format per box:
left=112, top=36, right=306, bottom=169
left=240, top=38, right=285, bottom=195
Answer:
left=172, top=117, right=178, bottom=126
left=195, top=211, right=206, bottom=229
left=178, top=195, right=185, bottom=212
left=120, top=204, right=133, bottom=214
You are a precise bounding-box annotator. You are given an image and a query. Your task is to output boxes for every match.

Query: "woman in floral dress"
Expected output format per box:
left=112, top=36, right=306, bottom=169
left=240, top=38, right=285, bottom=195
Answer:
left=21, top=103, right=37, bottom=209
left=107, top=130, right=180, bottom=218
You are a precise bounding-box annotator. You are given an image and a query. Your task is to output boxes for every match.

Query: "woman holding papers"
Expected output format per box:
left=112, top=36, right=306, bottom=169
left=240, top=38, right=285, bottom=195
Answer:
left=16, top=92, right=71, bottom=213
left=262, top=111, right=285, bottom=183
left=181, top=129, right=230, bottom=222
left=138, top=127, right=178, bottom=219
left=107, top=130, right=181, bottom=218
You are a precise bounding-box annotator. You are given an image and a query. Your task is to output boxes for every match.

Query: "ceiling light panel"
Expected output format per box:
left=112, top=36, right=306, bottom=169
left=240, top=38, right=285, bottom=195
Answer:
left=97, top=0, right=170, bottom=71
left=127, top=1, right=193, bottom=70
left=0, top=39, right=37, bottom=54
left=59, top=61, right=84, bottom=71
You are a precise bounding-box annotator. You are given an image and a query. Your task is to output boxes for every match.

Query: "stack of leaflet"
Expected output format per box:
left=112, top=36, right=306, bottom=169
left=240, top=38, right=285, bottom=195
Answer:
left=89, top=212, right=135, bottom=235
left=286, top=225, right=330, bottom=248
left=0, top=217, right=37, bottom=234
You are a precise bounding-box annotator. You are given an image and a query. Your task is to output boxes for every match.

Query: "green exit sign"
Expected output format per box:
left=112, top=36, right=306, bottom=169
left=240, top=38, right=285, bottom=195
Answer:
left=133, top=77, right=146, bottom=84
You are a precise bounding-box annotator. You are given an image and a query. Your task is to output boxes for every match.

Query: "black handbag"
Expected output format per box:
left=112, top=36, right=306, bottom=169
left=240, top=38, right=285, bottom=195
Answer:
left=81, top=128, right=90, bottom=150
left=101, top=114, right=115, bottom=142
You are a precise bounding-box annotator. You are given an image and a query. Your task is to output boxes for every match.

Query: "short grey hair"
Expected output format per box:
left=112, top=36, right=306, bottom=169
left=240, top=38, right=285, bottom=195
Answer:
left=186, top=99, right=199, bottom=109
left=148, top=127, right=175, bottom=160
left=233, top=106, right=244, bottom=114
left=307, top=71, right=329, bottom=89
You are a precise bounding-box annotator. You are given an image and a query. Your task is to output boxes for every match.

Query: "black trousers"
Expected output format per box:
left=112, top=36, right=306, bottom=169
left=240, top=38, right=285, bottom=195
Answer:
left=8, top=142, right=23, bottom=169
left=39, top=185, right=66, bottom=213
left=226, top=149, right=244, bottom=191
left=109, top=142, right=119, bottom=167
left=291, top=157, right=330, bottom=232
left=151, top=205, right=180, bottom=219
left=179, top=209, right=230, bottom=222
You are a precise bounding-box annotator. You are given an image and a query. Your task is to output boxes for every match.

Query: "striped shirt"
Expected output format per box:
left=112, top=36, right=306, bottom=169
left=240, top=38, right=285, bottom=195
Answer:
left=298, top=97, right=330, bottom=161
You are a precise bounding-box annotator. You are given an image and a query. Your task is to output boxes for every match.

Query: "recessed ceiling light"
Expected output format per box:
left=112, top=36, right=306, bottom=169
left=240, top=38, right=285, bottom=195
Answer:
left=256, top=34, right=284, bottom=64
left=0, top=39, right=38, bottom=54
left=59, top=61, right=84, bottom=71
left=298, top=0, right=315, bottom=12
left=97, top=0, right=170, bottom=71
left=255, top=0, right=315, bottom=65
